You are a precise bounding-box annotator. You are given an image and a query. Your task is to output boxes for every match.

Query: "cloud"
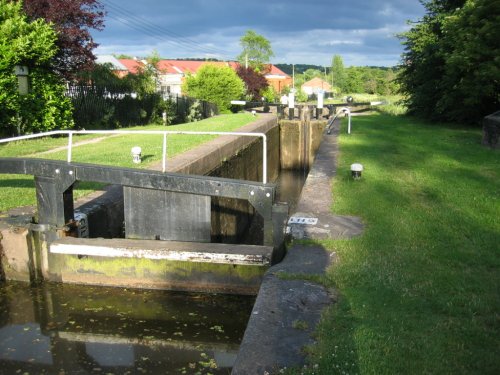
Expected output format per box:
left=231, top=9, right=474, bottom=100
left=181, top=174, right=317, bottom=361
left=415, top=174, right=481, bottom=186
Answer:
left=94, top=0, right=426, bottom=66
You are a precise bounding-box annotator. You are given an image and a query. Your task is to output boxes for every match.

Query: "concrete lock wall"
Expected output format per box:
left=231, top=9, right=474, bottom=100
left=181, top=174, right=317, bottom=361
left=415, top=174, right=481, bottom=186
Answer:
left=0, top=114, right=326, bottom=291
left=280, top=107, right=327, bottom=170
left=122, top=115, right=281, bottom=245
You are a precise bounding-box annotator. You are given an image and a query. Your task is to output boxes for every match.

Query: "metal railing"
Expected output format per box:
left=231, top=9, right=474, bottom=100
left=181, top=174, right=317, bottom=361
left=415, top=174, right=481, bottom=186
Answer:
left=0, top=130, right=269, bottom=183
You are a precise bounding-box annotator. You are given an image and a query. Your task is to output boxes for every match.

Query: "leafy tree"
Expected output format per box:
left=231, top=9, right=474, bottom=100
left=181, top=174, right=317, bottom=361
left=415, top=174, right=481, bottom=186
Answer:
left=78, top=51, right=159, bottom=97
left=331, top=55, right=346, bottom=92
left=260, top=86, right=278, bottom=103
left=236, top=66, right=269, bottom=100
left=398, top=0, right=499, bottom=124
left=182, top=64, right=245, bottom=112
left=23, top=0, right=105, bottom=79
left=344, top=67, right=364, bottom=93
left=237, top=30, right=274, bottom=71
left=0, top=0, right=73, bottom=136
left=302, top=68, right=323, bottom=82
left=76, top=62, right=124, bottom=87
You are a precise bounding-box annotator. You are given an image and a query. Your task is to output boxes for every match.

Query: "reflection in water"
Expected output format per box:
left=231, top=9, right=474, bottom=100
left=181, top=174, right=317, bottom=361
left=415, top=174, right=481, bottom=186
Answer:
left=0, top=282, right=254, bottom=374
left=275, top=169, right=308, bottom=214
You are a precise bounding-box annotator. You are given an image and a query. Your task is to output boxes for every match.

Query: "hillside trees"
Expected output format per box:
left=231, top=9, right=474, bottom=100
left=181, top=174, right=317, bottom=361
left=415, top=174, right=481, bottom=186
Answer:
left=0, top=0, right=73, bottom=136
left=23, top=0, right=105, bottom=79
left=183, top=64, right=245, bottom=112
left=398, top=0, right=499, bottom=124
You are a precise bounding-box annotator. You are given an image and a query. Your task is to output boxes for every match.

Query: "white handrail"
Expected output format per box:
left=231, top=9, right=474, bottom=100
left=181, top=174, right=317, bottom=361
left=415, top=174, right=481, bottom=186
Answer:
left=0, top=130, right=269, bottom=184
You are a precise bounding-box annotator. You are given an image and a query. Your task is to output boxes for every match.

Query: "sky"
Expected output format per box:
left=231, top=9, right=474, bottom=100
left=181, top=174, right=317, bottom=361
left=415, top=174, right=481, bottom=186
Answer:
left=92, top=0, right=426, bottom=67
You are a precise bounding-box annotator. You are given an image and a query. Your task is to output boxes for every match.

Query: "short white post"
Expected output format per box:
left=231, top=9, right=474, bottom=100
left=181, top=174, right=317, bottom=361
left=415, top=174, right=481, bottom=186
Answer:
left=131, top=146, right=142, bottom=164
left=341, top=107, right=352, bottom=134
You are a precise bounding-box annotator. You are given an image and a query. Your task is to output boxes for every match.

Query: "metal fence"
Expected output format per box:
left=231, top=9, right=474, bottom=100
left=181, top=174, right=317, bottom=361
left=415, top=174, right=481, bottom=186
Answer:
left=0, top=129, right=268, bottom=183
left=66, top=85, right=218, bottom=129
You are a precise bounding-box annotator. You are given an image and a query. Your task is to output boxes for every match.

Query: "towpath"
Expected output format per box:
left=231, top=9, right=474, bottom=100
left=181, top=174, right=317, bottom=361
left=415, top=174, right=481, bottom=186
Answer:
left=232, top=118, right=363, bottom=374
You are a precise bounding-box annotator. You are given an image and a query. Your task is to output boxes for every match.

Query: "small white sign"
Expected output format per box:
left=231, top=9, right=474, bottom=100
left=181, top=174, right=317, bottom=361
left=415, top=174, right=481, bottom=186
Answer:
left=288, top=217, right=318, bottom=225
left=231, top=100, right=246, bottom=105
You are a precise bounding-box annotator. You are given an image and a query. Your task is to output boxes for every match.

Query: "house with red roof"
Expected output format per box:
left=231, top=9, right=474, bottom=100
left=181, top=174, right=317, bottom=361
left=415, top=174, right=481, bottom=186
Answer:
left=119, top=58, right=146, bottom=75
left=97, top=56, right=292, bottom=96
left=263, top=64, right=292, bottom=94
left=154, top=60, right=240, bottom=96
left=301, top=77, right=332, bottom=96
left=154, top=60, right=291, bottom=97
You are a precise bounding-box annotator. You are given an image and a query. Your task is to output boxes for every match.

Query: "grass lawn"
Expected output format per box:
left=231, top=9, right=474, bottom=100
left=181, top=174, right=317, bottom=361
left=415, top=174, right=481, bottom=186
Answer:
left=0, top=113, right=256, bottom=212
left=300, top=114, right=499, bottom=374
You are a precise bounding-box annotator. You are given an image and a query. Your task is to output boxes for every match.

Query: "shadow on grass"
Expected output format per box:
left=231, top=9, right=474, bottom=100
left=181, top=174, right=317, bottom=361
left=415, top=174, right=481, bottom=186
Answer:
left=0, top=178, right=34, bottom=189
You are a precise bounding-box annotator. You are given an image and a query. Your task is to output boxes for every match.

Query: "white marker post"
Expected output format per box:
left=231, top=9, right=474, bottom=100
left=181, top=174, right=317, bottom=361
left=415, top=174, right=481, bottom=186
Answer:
left=341, top=107, right=352, bottom=134
left=317, top=90, right=324, bottom=119
left=288, top=91, right=295, bottom=119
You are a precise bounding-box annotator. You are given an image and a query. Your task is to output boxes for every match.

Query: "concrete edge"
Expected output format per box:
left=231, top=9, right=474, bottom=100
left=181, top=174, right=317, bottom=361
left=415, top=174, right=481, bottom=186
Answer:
left=161, top=114, right=278, bottom=175
left=231, top=245, right=335, bottom=374
left=232, top=120, right=365, bottom=374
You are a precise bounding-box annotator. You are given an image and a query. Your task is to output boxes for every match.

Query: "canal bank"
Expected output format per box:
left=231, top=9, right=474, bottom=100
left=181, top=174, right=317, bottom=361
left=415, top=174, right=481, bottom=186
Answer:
left=0, top=113, right=326, bottom=293
left=232, top=118, right=364, bottom=374
left=0, top=112, right=362, bottom=374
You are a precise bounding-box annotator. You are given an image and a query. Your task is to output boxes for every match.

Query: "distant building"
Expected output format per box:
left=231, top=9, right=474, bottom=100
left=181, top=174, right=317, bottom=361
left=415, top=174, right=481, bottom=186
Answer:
left=118, top=58, right=146, bottom=75
left=96, top=55, right=292, bottom=97
left=155, top=60, right=240, bottom=97
left=301, top=77, right=332, bottom=95
left=95, top=55, right=129, bottom=77
left=263, top=65, right=292, bottom=94
left=154, top=60, right=292, bottom=97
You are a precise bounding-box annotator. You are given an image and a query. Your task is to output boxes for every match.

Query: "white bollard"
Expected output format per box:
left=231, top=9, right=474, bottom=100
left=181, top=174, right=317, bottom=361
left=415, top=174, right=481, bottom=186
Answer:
left=131, top=146, right=142, bottom=163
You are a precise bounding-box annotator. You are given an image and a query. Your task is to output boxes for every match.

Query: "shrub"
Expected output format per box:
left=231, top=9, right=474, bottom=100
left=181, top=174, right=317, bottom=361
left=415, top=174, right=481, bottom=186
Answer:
left=0, top=0, right=73, bottom=136
left=182, top=64, right=243, bottom=113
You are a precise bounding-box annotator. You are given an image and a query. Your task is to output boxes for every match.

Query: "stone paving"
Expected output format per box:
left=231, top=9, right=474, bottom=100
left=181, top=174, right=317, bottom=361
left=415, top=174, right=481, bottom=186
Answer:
left=232, top=118, right=363, bottom=374
left=288, top=117, right=364, bottom=240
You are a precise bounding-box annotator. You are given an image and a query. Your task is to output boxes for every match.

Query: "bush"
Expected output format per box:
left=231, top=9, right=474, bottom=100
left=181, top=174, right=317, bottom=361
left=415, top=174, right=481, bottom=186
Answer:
left=295, top=90, right=308, bottom=103
left=162, top=98, right=177, bottom=125
left=182, top=64, right=244, bottom=113
left=186, top=100, right=203, bottom=122
left=0, top=0, right=73, bottom=136
left=69, top=85, right=163, bottom=129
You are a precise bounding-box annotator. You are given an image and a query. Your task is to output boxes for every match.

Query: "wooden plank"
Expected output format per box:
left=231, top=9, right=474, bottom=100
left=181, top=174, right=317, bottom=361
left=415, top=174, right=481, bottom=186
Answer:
left=50, top=237, right=273, bottom=266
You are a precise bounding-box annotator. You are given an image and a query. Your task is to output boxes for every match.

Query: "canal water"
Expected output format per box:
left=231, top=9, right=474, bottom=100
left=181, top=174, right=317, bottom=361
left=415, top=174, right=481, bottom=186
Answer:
left=0, top=282, right=254, bottom=374
left=275, top=168, right=308, bottom=214
left=0, top=168, right=308, bottom=374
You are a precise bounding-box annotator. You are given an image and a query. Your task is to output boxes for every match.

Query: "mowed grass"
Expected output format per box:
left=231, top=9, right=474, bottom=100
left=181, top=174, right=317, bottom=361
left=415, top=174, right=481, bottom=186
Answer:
left=301, top=114, right=499, bottom=374
left=0, top=113, right=256, bottom=212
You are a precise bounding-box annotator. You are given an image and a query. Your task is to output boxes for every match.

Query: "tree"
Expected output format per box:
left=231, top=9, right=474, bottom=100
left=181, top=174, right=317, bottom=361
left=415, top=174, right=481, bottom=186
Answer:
left=344, top=67, right=364, bottom=93
left=122, top=50, right=161, bottom=98
left=237, top=30, right=274, bottom=71
left=398, top=0, right=499, bottom=124
left=302, top=68, right=323, bottom=82
left=0, top=0, right=73, bottom=136
left=23, top=0, right=105, bottom=79
left=182, top=64, right=245, bottom=112
left=331, top=55, right=346, bottom=92
left=236, top=66, right=269, bottom=100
